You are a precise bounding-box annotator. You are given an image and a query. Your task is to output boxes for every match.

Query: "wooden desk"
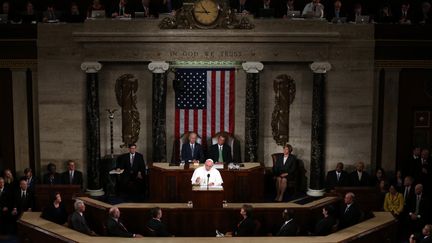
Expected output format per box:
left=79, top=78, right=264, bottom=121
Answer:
left=149, top=163, right=265, bottom=203
left=191, top=186, right=224, bottom=208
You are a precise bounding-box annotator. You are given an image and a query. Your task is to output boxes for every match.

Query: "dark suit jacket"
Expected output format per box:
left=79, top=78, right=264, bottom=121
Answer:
left=42, top=172, right=62, bottom=185
left=106, top=217, right=134, bottom=237
left=339, top=202, right=362, bottom=229
left=208, top=144, right=233, bottom=163
left=111, top=4, right=132, bottom=16
left=276, top=219, right=298, bottom=236
left=230, top=0, right=256, bottom=15
left=70, top=211, right=93, bottom=235
left=272, top=154, right=298, bottom=177
left=20, top=176, right=38, bottom=193
left=325, top=170, right=349, bottom=189
left=0, top=187, right=11, bottom=211
left=402, top=185, right=415, bottom=206
left=349, top=171, right=370, bottom=187
left=407, top=194, right=429, bottom=220
left=13, top=190, right=35, bottom=213
left=41, top=203, right=68, bottom=225
left=116, top=152, right=146, bottom=181
left=181, top=143, right=204, bottom=163
left=421, top=236, right=432, bottom=243
left=314, top=216, right=336, bottom=236
left=234, top=217, right=256, bottom=236
left=326, top=8, right=347, bottom=21
left=146, top=218, right=171, bottom=237
left=61, top=170, right=83, bottom=187
left=134, top=3, right=159, bottom=17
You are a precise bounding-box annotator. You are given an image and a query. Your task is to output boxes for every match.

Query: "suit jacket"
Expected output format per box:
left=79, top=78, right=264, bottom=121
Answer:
left=339, top=202, right=362, bottom=229
left=70, top=211, right=93, bottom=235
left=421, top=236, right=432, bottom=243
left=234, top=217, right=256, bottom=236
left=181, top=143, right=204, bottom=163
left=42, top=172, right=62, bottom=185
left=20, top=176, right=38, bottom=193
left=61, top=170, right=83, bottom=187
left=402, top=185, right=415, bottom=206
left=314, top=216, right=336, bottom=236
left=326, top=8, right=347, bottom=21
left=208, top=144, right=233, bottom=163
left=41, top=202, right=68, bottom=225
left=134, top=3, right=159, bottom=17
left=407, top=194, right=429, bottom=220
left=272, top=154, right=298, bottom=177
left=325, top=170, right=349, bottom=189
left=0, top=187, right=11, bottom=210
left=276, top=219, right=298, bottom=236
left=111, top=4, right=132, bottom=16
left=146, top=218, right=171, bottom=237
left=230, top=0, right=256, bottom=15
left=116, top=152, right=146, bottom=181
left=13, top=190, right=35, bottom=213
left=349, top=171, right=370, bottom=187
left=106, top=217, right=134, bottom=237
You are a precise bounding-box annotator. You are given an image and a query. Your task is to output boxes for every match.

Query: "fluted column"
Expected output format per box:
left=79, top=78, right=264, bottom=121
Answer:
left=242, top=62, right=264, bottom=162
left=307, top=62, right=331, bottom=197
left=148, top=61, right=169, bottom=162
left=81, top=62, right=103, bottom=193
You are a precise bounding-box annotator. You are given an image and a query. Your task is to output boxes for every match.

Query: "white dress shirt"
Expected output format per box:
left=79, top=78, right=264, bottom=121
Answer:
left=302, top=2, right=324, bottom=18
left=191, top=166, right=223, bottom=186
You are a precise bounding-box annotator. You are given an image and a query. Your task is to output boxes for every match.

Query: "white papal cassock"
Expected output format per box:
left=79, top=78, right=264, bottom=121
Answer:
left=191, top=166, right=223, bottom=186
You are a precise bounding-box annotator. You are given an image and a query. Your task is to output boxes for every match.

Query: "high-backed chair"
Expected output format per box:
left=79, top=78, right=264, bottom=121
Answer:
left=271, top=153, right=307, bottom=195
left=211, top=131, right=242, bottom=163
left=171, top=131, right=202, bottom=163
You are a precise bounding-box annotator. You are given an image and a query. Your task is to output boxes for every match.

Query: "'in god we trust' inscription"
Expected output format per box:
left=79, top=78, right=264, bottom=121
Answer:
left=169, top=50, right=243, bottom=59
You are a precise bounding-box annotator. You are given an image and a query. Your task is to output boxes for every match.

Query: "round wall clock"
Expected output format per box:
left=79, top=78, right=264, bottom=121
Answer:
left=193, top=0, right=220, bottom=26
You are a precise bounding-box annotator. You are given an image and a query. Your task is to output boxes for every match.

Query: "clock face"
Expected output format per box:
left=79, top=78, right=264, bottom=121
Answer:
left=193, top=0, right=220, bottom=26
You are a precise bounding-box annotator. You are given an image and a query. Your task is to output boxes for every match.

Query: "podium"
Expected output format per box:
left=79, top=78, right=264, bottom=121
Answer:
left=191, top=185, right=224, bottom=209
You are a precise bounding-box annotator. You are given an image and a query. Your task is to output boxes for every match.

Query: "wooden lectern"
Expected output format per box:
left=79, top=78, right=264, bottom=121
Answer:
left=191, top=185, right=224, bottom=209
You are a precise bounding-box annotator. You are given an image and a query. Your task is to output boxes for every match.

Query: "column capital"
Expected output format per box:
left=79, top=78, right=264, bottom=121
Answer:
left=242, top=62, right=264, bottom=73
left=310, top=62, right=332, bottom=74
left=148, top=61, right=169, bottom=73
left=81, top=62, right=102, bottom=73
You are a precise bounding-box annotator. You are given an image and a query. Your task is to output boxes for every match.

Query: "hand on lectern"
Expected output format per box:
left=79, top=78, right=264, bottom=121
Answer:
left=208, top=182, right=215, bottom=186
left=195, top=177, right=201, bottom=184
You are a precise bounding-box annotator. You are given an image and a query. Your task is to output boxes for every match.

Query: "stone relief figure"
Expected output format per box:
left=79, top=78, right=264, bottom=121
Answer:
left=115, top=74, right=140, bottom=148
left=271, top=74, right=296, bottom=146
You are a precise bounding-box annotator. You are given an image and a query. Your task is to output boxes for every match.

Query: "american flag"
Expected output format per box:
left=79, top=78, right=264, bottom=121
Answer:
left=175, top=68, right=235, bottom=145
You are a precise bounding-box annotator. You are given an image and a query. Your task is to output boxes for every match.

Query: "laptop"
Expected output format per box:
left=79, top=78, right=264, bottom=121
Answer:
left=355, top=15, right=369, bottom=24
left=332, top=17, right=347, bottom=23
left=91, top=10, right=106, bottom=18
left=0, top=14, right=8, bottom=24
left=258, top=8, right=275, bottom=18
left=286, top=10, right=301, bottom=18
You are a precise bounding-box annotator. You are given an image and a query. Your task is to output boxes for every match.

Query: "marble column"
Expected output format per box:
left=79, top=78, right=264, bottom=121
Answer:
left=242, top=62, right=264, bottom=162
left=148, top=61, right=169, bottom=162
left=81, top=62, right=104, bottom=195
left=307, top=62, right=331, bottom=197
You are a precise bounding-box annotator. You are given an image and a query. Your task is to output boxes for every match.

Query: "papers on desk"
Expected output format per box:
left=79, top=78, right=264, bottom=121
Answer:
left=192, top=185, right=223, bottom=191
left=109, top=169, right=124, bottom=175
left=213, top=163, right=224, bottom=169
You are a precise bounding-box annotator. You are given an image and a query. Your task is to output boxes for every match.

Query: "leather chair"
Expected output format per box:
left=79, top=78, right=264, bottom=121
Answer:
left=271, top=153, right=307, bottom=195
left=171, top=131, right=202, bottom=163
left=211, top=131, right=242, bottom=163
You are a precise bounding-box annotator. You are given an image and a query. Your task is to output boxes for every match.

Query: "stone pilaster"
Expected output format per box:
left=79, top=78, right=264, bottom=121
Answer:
left=242, top=62, right=264, bottom=162
left=307, top=62, right=331, bottom=197
left=148, top=61, right=169, bottom=162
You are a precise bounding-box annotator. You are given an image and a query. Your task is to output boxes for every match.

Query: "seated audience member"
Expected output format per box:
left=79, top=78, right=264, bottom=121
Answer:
left=326, top=0, right=346, bottom=22
left=42, top=3, right=62, bottom=22
left=11, top=179, right=35, bottom=217
left=107, top=207, right=143, bottom=237
left=349, top=161, right=371, bottom=187
left=302, top=0, right=324, bottom=18
left=376, top=4, right=394, bottom=23
left=281, top=0, right=296, bottom=18
left=42, top=163, right=61, bottom=185
left=1, top=1, right=10, bottom=21
left=116, top=144, right=146, bottom=197
left=87, top=0, right=105, bottom=18
left=208, top=135, right=233, bottom=163
left=21, top=168, right=38, bottom=193
left=3, top=169, right=16, bottom=189
left=21, top=1, right=39, bottom=23
left=339, top=192, right=362, bottom=229
left=418, top=1, right=431, bottom=24
left=273, top=143, right=298, bottom=202
left=402, top=176, right=415, bottom=206
left=70, top=200, right=97, bottom=236
left=409, top=233, right=419, bottom=243
left=276, top=209, right=298, bottom=236
left=181, top=132, right=204, bottom=163
left=256, top=0, right=276, bottom=18
left=396, top=2, right=412, bottom=24
left=407, top=184, right=429, bottom=232
left=160, top=0, right=183, bottom=13
left=41, top=192, right=68, bottom=225
left=418, top=149, right=431, bottom=190
left=146, top=207, right=171, bottom=237
left=135, top=0, right=158, bottom=18
left=348, top=3, right=365, bottom=22
left=191, top=159, right=223, bottom=186
left=383, top=184, right=404, bottom=217
left=372, top=167, right=386, bottom=187
left=314, top=205, right=337, bottom=236
left=65, top=2, right=85, bottom=22
left=421, top=224, right=432, bottom=243
left=228, top=204, right=256, bottom=236
left=326, top=162, right=349, bottom=190
left=390, top=170, right=404, bottom=192
left=112, top=0, right=131, bottom=17
left=61, top=160, right=83, bottom=187
left=230, top=0, right=255, bottom=15
left=0, top=177, right=12, bottom=234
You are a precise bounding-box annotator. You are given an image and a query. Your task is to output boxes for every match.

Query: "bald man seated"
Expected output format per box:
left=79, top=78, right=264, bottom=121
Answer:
left=106, top=207, right=142, bottom=238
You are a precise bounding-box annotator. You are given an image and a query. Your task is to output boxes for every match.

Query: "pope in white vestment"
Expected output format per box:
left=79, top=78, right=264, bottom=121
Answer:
left=191, top=159, right=223, bottom=186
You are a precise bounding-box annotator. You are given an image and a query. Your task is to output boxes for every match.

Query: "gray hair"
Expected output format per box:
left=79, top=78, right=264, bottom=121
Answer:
left=74, top=200, right=84, bottom=211
left=109, top=207, right=119, bottom=217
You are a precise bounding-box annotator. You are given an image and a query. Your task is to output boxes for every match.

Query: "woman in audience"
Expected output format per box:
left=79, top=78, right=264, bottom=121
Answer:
left=21, top=1, right=39, bottom=23
left=383, top=184, right=404, bottom=217
left=390, top=169, right=403, bottom=192
left=273, top=143, right=298, bottom=202
left=87, top=0, right=105, bottom=18
left=227, top=204, right=256, bottom=236
left=41, top=192, right=68, bottom=225
left=3, top=169, right=16, bottom=190
left=372, top=167, right=386, bottom=187
left=314, top=205, right=337, bottom=236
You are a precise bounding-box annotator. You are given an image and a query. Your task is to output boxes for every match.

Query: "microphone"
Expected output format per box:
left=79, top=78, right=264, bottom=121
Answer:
left=207, top=173, right=210, bottom=190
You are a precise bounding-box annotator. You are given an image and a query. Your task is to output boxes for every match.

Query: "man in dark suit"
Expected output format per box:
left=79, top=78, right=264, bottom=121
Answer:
left=20, top=168, right=38, bottom=193
left=404, top=147, right=422, bottom=178
left=181, top=132, right=204, bottom=163
left=276, top=209, right=298, bottom=236
left=402, top=176, right=415, bottom=206
left=42, top=163, right=61, bottom=185
left=134, top=0, right=159, bottom=18
left=420, top=224, right=432, bottom=243
left=395, top=2, right=413, bottom=24
left=326, top=0, right=346, bottom=21
left=208, top=135, right=233, bottom=163
left=107, top=207, right=142, bottom=237
left=111, top=0, right=132, bottom=17
left=70, top=200, right=96, bottom=236
left=61, top=160, right=83, bottom=187
left=418, top=149, right=431, bottom=192
left=146, top=207, right=171, bottom=237
left=326, top=162, right=349, bottom=190
left=0, top=177, right=12, bottom=234
left=314, top=205, right=337, bottom=236
left=407, top=184, right=430, bottom=233
left=116, top=144, right=147, bottom=197
left=230, top=0, right=256, bottom=15
left=349, top=161, right=370, bottom=187
left=339, top=192, right=362, bottom=229
left=11, top=179, right=35, bottom=217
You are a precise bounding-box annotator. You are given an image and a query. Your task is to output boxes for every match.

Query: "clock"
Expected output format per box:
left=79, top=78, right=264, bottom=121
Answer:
left=193, top=0, right=220, bottom=26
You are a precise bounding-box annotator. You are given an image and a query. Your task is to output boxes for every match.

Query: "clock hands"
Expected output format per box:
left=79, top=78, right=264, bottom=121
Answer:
left=199, top=2, right=210, bottom=14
